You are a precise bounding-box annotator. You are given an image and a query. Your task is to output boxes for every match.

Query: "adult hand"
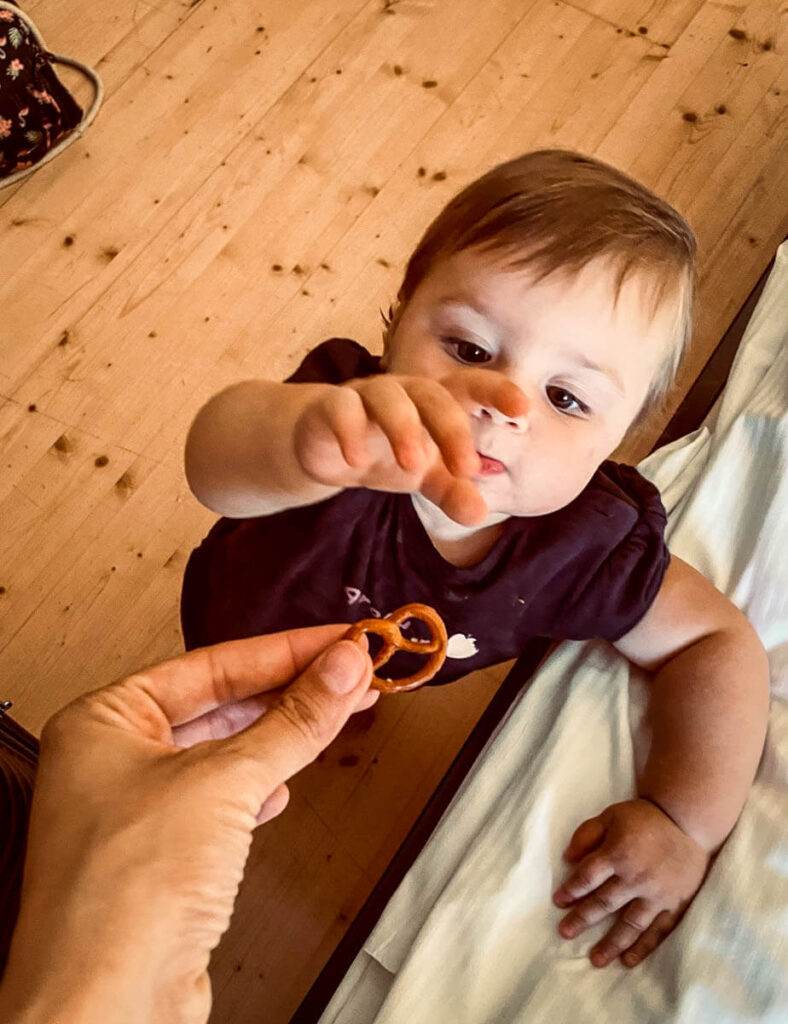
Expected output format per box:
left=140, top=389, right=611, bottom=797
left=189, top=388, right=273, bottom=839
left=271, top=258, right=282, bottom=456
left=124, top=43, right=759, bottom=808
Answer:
left=0, top=625, right=376, bottom=1024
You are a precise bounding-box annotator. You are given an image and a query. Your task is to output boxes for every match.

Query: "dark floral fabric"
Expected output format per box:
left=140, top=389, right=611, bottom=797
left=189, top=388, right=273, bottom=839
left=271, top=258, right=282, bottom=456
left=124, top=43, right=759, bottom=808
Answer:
left=0, top=2, right=82, bottom=179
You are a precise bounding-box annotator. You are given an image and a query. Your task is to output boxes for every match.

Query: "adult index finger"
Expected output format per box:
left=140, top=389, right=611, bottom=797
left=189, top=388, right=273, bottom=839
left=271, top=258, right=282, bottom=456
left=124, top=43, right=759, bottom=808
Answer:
left=221, top=638, right=374, bottom=799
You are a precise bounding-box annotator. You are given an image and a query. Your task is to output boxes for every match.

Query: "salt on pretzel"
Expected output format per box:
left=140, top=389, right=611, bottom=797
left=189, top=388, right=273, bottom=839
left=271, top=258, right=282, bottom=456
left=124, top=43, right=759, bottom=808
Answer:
left=346, top=603, right=448, bottom=694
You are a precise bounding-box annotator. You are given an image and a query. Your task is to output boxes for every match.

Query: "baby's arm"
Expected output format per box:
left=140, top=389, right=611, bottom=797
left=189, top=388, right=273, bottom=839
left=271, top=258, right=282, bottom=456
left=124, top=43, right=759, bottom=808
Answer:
left=185, top=370, right=525, bottom=520
left=614, top=556, right=769, bottom=851
left=186, top=380, right=341, bottom=517
left=553, top=556, right=770, bottom=967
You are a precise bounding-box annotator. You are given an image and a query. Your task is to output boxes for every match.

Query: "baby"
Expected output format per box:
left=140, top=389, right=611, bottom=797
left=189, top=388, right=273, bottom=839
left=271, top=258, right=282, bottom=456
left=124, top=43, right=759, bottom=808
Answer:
left=181, top=150, right=769, bottom=969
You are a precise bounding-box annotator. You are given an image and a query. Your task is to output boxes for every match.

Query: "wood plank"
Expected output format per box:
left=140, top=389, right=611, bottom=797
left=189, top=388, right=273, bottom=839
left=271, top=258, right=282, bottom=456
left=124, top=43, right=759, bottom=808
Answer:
left=0, top=447, right=213, bottom=726
left=600, top=0, right=787, bottom=458
left=564, top=0, right=709, bottom=46
left=596, top=0, right=748, bottom=168
left=628, top=2, right=783, bottom=217
left=0, top=0, right=370, bottom=310
left=240, top=0, right=666, bottom=378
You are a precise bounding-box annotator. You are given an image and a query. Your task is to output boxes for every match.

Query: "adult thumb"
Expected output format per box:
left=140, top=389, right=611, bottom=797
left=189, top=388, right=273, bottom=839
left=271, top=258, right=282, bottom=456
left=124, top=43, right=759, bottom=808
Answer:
left=223, top=638, right=373, bottom=802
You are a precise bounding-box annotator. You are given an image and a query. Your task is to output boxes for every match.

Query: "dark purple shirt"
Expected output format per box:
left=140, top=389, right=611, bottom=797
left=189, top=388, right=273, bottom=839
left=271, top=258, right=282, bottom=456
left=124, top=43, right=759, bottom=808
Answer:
left=181, top=339, right=670, bottom=685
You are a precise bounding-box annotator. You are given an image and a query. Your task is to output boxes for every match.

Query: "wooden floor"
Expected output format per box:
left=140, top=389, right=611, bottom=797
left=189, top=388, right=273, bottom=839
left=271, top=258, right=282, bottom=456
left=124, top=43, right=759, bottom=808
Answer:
left=1, top=1, right=785, bottom=1021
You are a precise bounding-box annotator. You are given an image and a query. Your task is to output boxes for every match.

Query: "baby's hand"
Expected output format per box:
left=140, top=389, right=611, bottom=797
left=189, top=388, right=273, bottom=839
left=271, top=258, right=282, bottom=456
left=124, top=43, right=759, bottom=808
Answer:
left=293, top=371, right=524, bottom=526
left=552, top=798, right=711, bottom=968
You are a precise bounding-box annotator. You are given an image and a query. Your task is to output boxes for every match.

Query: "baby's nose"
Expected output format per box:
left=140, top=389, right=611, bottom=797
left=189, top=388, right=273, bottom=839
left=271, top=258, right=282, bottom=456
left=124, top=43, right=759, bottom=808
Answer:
left=476, top=403, right=527, bottom=432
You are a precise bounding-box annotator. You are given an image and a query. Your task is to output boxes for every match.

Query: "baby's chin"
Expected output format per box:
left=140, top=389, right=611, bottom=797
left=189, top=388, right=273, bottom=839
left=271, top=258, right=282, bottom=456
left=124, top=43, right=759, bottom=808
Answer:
left=478, top=477, right=584, bottom=519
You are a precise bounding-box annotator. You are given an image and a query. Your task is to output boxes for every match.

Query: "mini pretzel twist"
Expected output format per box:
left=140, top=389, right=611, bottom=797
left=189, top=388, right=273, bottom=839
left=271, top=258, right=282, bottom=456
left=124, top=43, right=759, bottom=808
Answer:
left=346, top=603, right=448, bottom=694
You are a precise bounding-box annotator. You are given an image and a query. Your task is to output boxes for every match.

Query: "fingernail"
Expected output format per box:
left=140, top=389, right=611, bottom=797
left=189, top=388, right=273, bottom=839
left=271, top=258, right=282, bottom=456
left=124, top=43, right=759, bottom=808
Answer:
left=317, top=641, right=366, bottom=694
left=354, top=631, right=369, bottom=653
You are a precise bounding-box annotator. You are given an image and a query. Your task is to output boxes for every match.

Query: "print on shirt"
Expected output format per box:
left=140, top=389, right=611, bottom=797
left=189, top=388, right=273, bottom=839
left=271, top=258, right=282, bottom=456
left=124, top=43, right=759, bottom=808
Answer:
left=446, top=633, right=479, bottom=659
left=344, top=586, right=381, bottom=618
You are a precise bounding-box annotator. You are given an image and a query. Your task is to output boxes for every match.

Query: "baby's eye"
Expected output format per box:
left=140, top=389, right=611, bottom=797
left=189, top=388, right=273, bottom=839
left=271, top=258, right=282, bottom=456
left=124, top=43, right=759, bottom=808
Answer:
left=546, top=386, right=589, bottom=416
left=445, top=338, right=492, bottom=364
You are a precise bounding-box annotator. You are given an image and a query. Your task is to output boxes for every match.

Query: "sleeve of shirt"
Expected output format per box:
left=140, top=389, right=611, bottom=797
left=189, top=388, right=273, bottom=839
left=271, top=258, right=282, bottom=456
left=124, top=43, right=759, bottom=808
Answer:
left=285, top=338, right=382, bottom=384
left=547, top=463, right=671, bottom=643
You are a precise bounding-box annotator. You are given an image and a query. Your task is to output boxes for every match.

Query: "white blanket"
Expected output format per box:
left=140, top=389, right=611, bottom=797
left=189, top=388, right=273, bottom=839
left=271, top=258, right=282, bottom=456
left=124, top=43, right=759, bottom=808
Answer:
left=321, top=243, right=788, bottom=1024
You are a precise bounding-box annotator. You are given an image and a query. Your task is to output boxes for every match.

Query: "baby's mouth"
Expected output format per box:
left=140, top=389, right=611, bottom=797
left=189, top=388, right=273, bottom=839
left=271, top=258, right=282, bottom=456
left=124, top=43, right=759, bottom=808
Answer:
left=476, top=451, right=506, bottom=476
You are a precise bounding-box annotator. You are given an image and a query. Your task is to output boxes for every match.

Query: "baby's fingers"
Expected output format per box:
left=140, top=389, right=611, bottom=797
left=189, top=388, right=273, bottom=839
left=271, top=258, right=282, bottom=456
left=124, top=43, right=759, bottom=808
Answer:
left=553, top=846, right=614, bottom=908
left=588, top=898, right=656, bottom=968
left=562, top=815, right=607, bottom=863
left=317, top=387, right=372, bottom=469
left=403, top=379, right=481, bottom=477
left=421, top=468, right=488, bottom=527
left=620, top=909, right=680, bottom=968
left=557, top=875, right=632, bottom=939
left=351, top=376, right=429, bottom=473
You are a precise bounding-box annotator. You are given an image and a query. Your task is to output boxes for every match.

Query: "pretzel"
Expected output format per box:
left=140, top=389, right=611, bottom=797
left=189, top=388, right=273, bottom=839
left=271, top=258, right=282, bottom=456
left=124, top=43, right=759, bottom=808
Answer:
left=346, top=603, right=448, bottom=694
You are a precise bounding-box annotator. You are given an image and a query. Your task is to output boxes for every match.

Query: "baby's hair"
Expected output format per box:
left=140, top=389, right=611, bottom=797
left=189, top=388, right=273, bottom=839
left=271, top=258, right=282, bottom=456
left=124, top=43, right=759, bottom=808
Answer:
left=382, top=149, right=696, bottom=407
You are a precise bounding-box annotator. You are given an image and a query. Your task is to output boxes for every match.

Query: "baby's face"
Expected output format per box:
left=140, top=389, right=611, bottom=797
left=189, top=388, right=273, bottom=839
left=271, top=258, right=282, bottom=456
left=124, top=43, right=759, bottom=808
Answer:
left=384, top=249, right=677, bottom=518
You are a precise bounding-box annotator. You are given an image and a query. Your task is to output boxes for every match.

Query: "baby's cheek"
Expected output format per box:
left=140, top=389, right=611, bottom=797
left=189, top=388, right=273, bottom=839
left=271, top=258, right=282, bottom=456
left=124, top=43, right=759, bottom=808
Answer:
left=551, top=465, right=594, bottom=509
left=541, top=449, right=602, bottom=511
left=576, top=430, right=619, bottom=477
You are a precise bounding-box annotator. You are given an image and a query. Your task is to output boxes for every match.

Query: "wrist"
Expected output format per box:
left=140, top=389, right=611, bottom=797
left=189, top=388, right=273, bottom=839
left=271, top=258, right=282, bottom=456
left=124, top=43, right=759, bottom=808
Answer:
left=636, top=793, right=724, bottom=853
left=0, top=932, right=161, bottom=1024
left=0, top=976, right=154, bottom=1024
left=0, top=938, right=161, bottom=1024
left=0, top=877, right=181, bottom=1024
left=0, top=938, right=197, bottom=1024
